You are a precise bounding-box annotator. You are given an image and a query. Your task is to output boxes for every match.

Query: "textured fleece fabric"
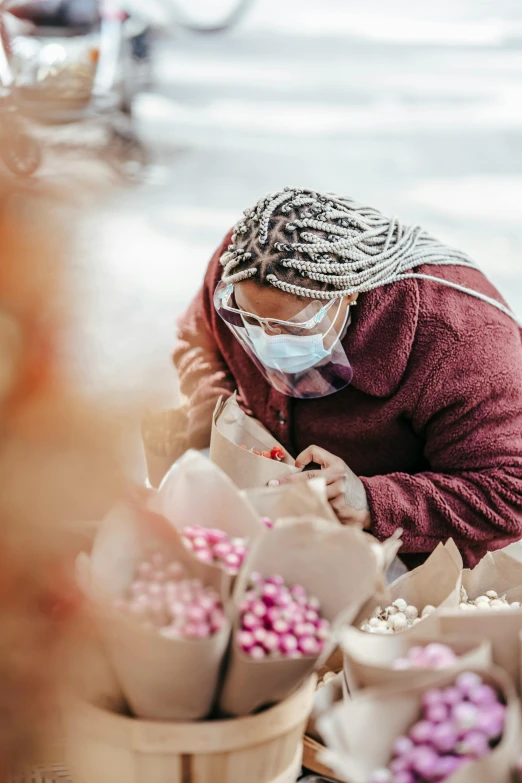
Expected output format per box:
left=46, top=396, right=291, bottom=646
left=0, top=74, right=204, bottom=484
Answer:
left=174, top=232, right=522, bottom=568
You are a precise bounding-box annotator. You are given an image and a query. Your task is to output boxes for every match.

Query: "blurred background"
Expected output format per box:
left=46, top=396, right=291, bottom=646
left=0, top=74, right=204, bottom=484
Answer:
left=3, top=0, right=522, bottom=411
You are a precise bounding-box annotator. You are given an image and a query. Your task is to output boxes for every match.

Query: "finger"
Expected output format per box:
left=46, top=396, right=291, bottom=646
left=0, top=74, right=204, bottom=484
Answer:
left=268, top=466, right=341, bottom=487
left=326, top=478, right=345, bottom=500
left=295, top=445, right=344, bottom=470
left=268, top=470, right=323, bottom=487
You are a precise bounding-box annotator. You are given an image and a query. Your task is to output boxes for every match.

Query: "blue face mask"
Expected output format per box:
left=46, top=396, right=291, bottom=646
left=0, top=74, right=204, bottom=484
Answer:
left=242, top=324, right=332, bottom=374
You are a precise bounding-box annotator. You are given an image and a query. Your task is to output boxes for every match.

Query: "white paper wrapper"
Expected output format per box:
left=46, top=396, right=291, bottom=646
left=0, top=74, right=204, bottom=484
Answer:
left=243, top=477, right=338, bottom=525
left=439, top=548, right=522, bottom=692
left=318, top=666, right=521, bottom=783
left=341, top=626, right=492, bottom=692
left=210, top=394, right=300, bottom=489
left=355, top=539, right=463, bottom=636
left=218, top=517, right=380, bottom=716
left=149, top=450, right=265, bottom=592
left=77, top=502, right=231, bottom=721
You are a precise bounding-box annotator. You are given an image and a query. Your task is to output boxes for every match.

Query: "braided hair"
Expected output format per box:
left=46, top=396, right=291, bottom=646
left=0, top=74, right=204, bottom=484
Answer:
left=220, top=187, right=520, bottom=324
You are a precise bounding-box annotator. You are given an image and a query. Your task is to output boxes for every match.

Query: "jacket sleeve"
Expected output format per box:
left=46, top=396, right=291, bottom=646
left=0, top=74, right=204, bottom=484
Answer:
left=361, top=321, right=522, bottom=567
left=173, top=233, right=236, bottom=449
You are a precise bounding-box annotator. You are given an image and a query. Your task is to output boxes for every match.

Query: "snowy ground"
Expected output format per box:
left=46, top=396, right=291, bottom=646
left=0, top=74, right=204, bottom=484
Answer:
left=63, top=0, right=522, bottom=405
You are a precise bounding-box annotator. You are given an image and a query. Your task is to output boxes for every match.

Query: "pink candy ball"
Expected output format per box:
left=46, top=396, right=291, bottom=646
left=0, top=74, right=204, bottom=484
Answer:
left=272, top=618, right=290, bottom=635
left=410, top=746, right=439, bottom=778
left=431, top=721, right=458, bottom=753
left=421, top=688, right=445, bottom=710
left=279, top=633, right=298, bottom=655
left=251, top=600, right=267, bottom=618
left=409, top=721, right=433, bottom=745
left=457, top=730, right=490, bottom=759
left=392, top=736, right=414, bottom=757
left=433, top=755, right=462, bottom=778
left=393, top=773, right=415, bottom=783
left=267, top=574, right=285, bottom=587
left=243, top=612, right=261, bottom=630
left=250, top=645, right=266, bottom=661
left=476, top=706, right=505, bottom=739
left=455, top=671, right=482, bottom=696
left=213, top=541, right=233, bottom=558
left=210, top=608, right=225, bottom=631
left=442, top=686, right=462, bottom=707
left=468, top=684, right=498, bottom=707
left=298, top=635, right=320, bottom=656
left=237, top=630, right=255, bottom=651
left=207, top=528, right=227, bottom=544
left=196, top=550, right=214, bottom=564
left=453, top=702, right=479, bottom=731
left=263, top=631, right=280, bottom=652
left=424, top=702, right=449, bottom=724
left=261, top=583, right=279, bottom=605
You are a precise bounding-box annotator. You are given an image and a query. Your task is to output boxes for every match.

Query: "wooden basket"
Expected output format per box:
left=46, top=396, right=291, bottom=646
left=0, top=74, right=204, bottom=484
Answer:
left=65, top=676, right=316, bottom=783
left=302, top=647, right=344, bottom=781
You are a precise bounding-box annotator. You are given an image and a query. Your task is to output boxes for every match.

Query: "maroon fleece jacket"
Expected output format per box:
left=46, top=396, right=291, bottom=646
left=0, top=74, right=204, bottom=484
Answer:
left=174, top=233, right=522, bottom=567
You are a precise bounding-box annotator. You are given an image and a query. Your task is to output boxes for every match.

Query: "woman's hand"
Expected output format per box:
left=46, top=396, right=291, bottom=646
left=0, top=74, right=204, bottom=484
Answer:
left=268, top=445, right=371, bottom=529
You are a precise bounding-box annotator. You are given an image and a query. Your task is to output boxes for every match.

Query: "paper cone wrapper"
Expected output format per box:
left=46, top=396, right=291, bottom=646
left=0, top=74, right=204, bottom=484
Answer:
left=438, top=549, right=522, bottom=692
left=307, top=668, right=348, bottom=743
left=318, top=666, right=521, bottom=783
left=141, top=407, right=189, bottom=487
left=243, top=477, right=338, bottom=525
left=77, top=502, right=231, bottom=721
left=149, top=450, right=265, bottom=592
left=354, top=539, right=463, bottom=636
left=218, top=517, right=379, bottom=716
left=210, top=394, right=300, bottom=489
left=341, top=626, right=492, bottom=692
left=461, top=549, right=522, bottom=598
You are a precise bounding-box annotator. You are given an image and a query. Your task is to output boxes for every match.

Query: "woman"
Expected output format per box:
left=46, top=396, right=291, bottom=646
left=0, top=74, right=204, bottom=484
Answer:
left=174, top=187, right=522, bottom=568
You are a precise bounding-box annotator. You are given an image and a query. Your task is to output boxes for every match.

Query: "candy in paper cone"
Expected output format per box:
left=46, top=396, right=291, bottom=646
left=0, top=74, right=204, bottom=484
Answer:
left=318, top=666, right=520, bottom=783
left=355, top=539, right=463, bottom=636
left=341, top=626, right=491, bottom=692
left=210, top=394, right=299, bottom=489
left=219, top=517, right=379, bottom=716
left=439, top=548, right=522, bottom=692
left=77, top=502, right=231, bottom=721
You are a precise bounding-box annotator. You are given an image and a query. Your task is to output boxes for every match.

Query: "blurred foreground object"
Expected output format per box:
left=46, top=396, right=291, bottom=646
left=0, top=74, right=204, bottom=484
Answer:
left=0, top=173, right=125, bottom=777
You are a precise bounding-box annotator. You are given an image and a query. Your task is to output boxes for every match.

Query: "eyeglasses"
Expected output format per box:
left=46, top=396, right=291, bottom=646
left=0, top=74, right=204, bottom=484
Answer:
left=214, top=282, right=339, bottom=332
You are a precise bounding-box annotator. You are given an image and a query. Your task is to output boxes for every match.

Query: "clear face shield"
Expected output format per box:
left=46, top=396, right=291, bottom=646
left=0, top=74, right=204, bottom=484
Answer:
left=214, top=281, right=353, bottom=399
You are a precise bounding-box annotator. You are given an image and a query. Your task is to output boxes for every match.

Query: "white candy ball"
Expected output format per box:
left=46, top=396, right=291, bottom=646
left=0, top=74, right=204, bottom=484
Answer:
left=392, top=598, right=408, bottom=612
left=421, top=604, right=436, bottom=618
left=405, top=605, right=418, bottom=619
left=389, top=612, right=408, bottom=631
left=485, top=590, right=498, bottom=599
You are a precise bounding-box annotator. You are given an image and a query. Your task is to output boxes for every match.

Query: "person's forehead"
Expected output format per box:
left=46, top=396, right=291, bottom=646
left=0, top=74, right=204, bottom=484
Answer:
left=234, top=281, right=308, bottom=319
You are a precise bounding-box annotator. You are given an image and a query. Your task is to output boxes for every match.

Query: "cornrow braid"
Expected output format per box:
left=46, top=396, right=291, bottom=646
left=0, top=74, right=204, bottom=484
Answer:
left=219, top=187, right=521, bottom=324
